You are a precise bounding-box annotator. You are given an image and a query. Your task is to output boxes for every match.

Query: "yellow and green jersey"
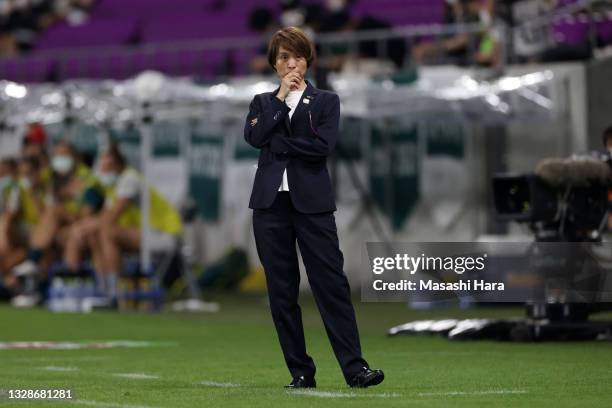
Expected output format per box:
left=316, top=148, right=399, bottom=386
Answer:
left=106, top=168, right=182, bottom=236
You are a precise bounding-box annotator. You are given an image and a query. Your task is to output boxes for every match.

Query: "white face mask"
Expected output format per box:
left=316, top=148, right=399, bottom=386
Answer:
left=98, top=172, right=118, bottom=187
left=51, top=155, right=74, bottom=175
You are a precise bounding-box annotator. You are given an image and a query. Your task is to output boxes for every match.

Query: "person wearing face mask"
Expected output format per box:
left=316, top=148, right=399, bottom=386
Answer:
left=244, top=27, right=383, bottom=389
left=62, top=144, right=181, bottom=300
left=12, top=140, right=105, bottom=286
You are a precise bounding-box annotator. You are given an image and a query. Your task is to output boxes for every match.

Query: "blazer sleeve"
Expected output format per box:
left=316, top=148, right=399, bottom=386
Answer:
left=270, top=93, right=340, bottom=158
left=244, top=95, right=291, bottom=148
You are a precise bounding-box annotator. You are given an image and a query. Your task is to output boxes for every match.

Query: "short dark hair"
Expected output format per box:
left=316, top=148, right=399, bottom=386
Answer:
left=603, top=125, right=612, bottom=146
left=54, top=139, right=81, bottom=160
left=105, top=143, right=127, bottom=170
left=267, top=26, right=316, bottom=71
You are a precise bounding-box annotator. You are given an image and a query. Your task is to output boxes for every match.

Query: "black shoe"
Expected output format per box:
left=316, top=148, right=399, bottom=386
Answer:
left=348, top=367, right=384, bottom=388
left=284, top=375, right=316, bottom=389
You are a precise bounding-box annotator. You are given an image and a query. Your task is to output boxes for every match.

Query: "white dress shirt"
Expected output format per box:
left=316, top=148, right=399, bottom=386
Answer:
left=278, top=88, right=305, bottom=191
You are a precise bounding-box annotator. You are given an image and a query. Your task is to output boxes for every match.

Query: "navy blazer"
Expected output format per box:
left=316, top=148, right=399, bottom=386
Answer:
left=244, top=80, right=340, bottom=214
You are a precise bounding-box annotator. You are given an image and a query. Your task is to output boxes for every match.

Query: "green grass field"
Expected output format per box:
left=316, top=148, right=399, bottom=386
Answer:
left=1, top=295, right=612, bottom=407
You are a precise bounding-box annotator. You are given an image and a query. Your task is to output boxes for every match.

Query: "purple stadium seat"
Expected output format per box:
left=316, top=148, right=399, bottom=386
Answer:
left=597, top=15, right=612, bottom=45
left=55, top=46, right=247, bottom=80
left=224, top=0, right=280, bottom=14
left=35, top=18, right=139, bottom=50
left=555, top=0, right=579, bottom=8
left=142, top=14, right=251, bottom=43
left=353, top=1, right=444, bottom=26
left=92, top=0, right=211, bottom=18
left=552, top=17, right=591, bottom=46
left=58, top=53, right=113, bottom=79
left=0, top=55, right=52, bottom=83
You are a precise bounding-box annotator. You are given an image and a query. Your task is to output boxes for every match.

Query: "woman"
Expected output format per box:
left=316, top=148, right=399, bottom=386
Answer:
left=86, top=144, right=181, bottom=298
left=244, top=26, right=383, bottom=389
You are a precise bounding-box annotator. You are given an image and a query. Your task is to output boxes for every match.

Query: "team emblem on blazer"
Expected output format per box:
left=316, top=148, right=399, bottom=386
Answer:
left=274, top=111, right=282, bottom=120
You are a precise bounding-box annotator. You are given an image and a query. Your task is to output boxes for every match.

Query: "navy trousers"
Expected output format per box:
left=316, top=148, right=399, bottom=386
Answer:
left=253, top=192, right=368, bottom=382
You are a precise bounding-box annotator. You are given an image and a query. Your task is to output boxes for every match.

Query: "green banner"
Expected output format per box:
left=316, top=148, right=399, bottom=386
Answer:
left=369, top=123, right=419, bottom=231
left=189, top=130, right=223, bottom=221
left=110, top=120, right=187, bottom=166
left=234, top=121, right=259, bottom=160
left=152, top=121, right=183, bottom=157
left=338, top=116, right=364, bottom=160
left=425, top=116, right=465, bottom=158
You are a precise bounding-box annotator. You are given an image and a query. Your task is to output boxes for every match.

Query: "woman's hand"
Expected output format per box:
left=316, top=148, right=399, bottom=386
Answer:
left=277, top=71, right=302, bottom=101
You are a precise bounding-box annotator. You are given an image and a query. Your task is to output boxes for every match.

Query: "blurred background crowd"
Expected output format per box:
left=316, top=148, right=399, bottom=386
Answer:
left=0, top=123, right=181, bottom=307
left=0, top=0, right=611, bottom=83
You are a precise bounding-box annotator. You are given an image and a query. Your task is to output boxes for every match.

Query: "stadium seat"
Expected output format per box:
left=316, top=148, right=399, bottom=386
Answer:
left=597, top=14, right=612, bottom=45
left=551, top=16, right=591, bottom=46
left=142, top=14, right=252, bottom=43
left=0, top=55, right=53, bottom=83
left=35, top=18, right=139, bottom=50
left=91, top=0, right=212, bottom=18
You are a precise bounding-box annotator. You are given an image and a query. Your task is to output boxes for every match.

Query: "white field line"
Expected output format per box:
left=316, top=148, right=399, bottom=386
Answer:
left=195, top=380, right=242, bottom=388
left=288, top=390, right=399, bottom=398
left=39, top=366, right=80, bottom=372
left=68, top=399, right=162, bottom=408
left=112, top=373, right=160, bottom=380
left=418, top=389, right=528, bottom=397
left=8, top=356, right=113, bottom=363
left=384, top=351, right=506, bottom=356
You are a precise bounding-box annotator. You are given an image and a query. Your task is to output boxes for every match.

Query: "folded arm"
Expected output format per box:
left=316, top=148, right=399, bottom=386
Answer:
left=270, top=93, right=340, bottom=158
left=244, top=95, right=290, bottom=148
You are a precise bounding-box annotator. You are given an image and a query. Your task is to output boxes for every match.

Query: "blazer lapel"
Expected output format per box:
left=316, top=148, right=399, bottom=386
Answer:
left=291, top=81, right=318, bottom=127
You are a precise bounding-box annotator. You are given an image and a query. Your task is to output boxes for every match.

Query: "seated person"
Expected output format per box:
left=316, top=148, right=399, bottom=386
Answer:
left=13, top=140, right=105, bottom=280
left=77, top=144, right=182, bottom=299
left=412, top=0, right=478, bottom=65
